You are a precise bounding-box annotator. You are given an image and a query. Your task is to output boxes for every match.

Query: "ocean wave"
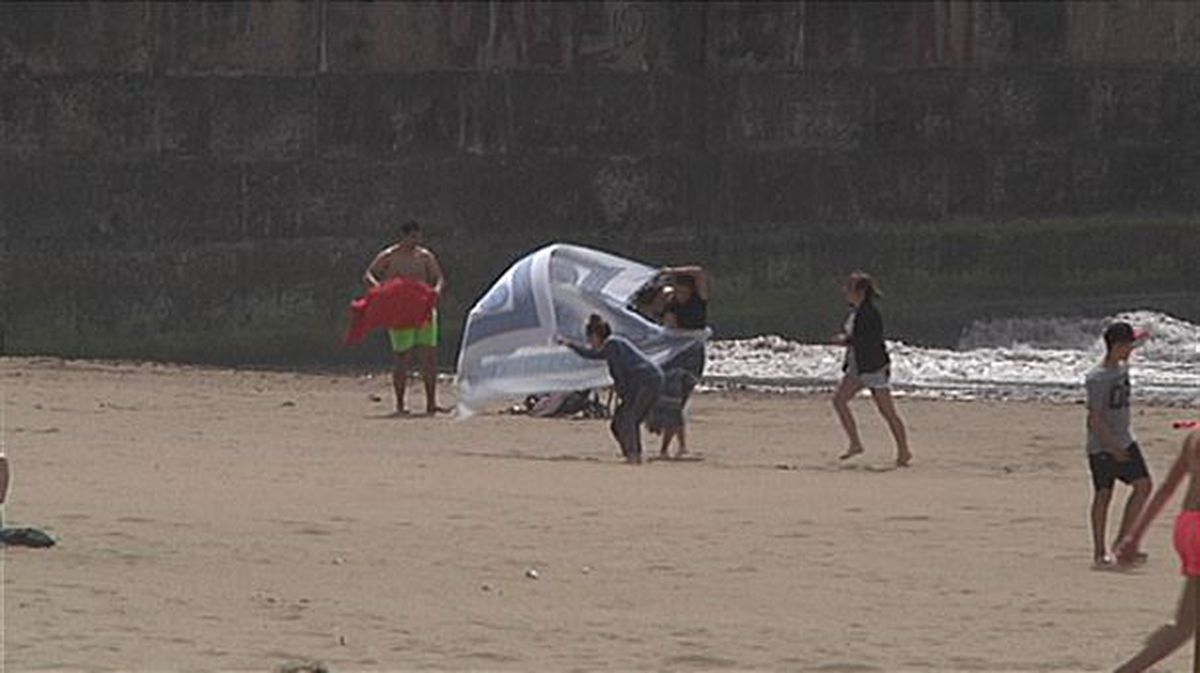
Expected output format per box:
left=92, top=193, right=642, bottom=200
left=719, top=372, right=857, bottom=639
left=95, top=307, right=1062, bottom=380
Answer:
left=705, top=311, right=1200, bottom=405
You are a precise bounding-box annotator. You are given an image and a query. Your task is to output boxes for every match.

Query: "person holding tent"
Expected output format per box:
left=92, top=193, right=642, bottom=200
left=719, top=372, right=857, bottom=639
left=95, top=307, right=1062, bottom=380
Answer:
left=559, top=314, right=663, bottom=464
left=1112, top=429, right=1200, bottom=672
left=363, top=220, right=447, bottom=416
left=660, top=266, right=710, bottom=331
left=648, top=265, right=711, bottom=459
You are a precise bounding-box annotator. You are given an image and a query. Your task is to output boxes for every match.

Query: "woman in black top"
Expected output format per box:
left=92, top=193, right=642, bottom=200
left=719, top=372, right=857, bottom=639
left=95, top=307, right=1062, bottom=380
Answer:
left=831, top=272, right=911, bottom=467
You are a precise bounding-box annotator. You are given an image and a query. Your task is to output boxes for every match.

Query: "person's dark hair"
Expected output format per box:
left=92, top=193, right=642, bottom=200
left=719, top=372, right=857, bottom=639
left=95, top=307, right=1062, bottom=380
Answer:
left=400, top=220, right=421, bottom=236
left=1103, top=321, right=1136, bottom=350
left=848, top=271, right=881, bottom=301
left=673, top=274, right=696, bottom=291
left=585, top=314, right=612, bottom=340
left=632, top=284, right=660, bottom=307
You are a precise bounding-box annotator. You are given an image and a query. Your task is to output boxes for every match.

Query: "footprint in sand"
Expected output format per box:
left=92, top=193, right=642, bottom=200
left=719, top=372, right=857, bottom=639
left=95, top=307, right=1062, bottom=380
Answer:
left=663, top=654, right=740, bottom=668
left=12, top=427, right=60, bottom=435
left=465, top=651, right=520, bottom=664
left=1009, top=516, right=1044, bottom=524
left=883, top=514, right=932, bottom=522
left=115, top=516, right=155, bottom=524
left=274, top=657, right=329, bottom=673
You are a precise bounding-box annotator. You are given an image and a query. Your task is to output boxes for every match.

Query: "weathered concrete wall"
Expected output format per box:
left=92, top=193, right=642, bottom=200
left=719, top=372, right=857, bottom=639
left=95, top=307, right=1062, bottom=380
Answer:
left=2, top=1, right=1199, bottom=364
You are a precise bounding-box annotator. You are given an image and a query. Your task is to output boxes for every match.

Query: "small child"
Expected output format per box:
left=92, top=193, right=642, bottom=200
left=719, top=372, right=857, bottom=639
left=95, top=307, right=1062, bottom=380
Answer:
left=1112, top=430, right=1200, bottom=672
left=1085, top=321, right=1152, bottom=568
left=646, top=342, right=704, bottom=459
left=560, top=314, right=664, bottom=464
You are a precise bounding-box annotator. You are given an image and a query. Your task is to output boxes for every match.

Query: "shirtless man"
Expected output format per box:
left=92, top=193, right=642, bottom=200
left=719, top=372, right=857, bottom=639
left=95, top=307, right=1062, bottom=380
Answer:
left=363, top=221, right=446, bottom=415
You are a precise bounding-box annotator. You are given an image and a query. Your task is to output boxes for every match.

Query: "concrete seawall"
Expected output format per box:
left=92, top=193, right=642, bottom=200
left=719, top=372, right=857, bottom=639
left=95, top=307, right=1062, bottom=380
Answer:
left=3, top=2, right=1199, bottom=364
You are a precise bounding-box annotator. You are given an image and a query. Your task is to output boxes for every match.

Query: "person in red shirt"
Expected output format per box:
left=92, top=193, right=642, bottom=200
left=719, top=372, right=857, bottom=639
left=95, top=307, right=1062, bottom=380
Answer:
left=1113, top=430, right=1200, bottom=671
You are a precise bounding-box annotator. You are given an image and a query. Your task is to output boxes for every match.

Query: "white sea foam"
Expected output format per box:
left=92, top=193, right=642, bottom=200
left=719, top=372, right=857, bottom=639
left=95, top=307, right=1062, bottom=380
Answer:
left=705, top=310, right=1200, bottom=406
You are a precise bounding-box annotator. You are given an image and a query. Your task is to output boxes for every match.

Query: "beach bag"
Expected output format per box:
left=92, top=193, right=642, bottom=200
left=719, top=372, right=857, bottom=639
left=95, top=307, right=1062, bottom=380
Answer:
left=529, top=390, right=607, bottom=418
left=530, top=391, right=573, bottom=417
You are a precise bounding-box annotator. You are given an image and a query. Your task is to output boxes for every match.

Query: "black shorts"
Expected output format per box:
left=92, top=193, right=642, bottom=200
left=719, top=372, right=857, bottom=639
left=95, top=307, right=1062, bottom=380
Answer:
left=1088, top=442, right=1151, bottom=491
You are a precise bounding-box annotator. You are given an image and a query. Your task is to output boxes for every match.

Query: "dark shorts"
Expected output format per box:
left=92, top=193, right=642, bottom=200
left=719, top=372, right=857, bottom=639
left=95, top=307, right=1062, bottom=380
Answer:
left=1088, top=442, right=1151, bottom=491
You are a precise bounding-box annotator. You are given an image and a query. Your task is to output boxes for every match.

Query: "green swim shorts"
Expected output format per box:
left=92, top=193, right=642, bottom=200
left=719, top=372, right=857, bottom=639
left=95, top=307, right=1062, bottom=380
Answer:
left=388, top=312, right=439, bottom=353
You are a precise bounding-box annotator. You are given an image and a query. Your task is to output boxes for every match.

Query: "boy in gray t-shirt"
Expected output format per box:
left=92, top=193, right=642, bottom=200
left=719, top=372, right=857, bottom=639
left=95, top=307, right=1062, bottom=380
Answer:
left=1085, top=321, right=1151, bottom=568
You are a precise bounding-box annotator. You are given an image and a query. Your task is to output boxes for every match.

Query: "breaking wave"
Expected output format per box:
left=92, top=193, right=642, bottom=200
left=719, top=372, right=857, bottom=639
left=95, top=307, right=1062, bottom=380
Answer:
left=706, top=310, right=1200, bottom=405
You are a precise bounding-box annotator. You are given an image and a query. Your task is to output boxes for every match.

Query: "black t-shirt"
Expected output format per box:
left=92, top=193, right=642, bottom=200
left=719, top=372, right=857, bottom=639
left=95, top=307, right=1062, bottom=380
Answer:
left=666, top=295, right=707, bottom=329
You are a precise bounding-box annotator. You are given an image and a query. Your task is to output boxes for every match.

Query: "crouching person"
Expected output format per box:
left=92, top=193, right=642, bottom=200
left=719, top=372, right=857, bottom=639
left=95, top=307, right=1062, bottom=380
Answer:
left=560, top=315, right=663, bottom=464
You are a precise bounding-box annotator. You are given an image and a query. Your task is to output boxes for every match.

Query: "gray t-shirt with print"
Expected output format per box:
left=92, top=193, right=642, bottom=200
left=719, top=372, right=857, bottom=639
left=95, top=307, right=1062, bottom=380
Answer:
left=1085, top=364, right=1134, bottom=454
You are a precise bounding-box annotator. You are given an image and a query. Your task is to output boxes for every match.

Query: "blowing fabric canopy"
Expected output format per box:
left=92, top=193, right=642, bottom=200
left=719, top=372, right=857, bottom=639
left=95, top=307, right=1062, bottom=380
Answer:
left=456, top=244, right=708, bottom=415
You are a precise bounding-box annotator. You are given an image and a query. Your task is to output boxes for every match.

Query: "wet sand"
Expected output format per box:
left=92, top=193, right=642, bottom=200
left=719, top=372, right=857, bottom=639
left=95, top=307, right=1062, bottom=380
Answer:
left=1, top=356, right=1195, bottom=671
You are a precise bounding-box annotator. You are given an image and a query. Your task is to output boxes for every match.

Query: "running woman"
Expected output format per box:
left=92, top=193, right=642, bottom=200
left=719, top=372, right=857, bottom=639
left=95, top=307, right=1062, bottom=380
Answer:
left=831, top=271, right=912, bottom=467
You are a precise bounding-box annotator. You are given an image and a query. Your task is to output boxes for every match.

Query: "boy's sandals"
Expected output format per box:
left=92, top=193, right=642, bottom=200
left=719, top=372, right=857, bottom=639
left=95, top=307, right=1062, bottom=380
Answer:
left=1123, top=551, right=1150, bottom=566
left=1092, top=552, right=1149, bottom=570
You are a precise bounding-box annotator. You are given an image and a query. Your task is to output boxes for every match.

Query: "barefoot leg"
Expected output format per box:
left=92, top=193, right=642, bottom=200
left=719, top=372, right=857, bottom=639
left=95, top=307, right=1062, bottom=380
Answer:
left=870, top=388, right=911, bottom=466
left=1115, top=578, right=1198, bottom=672
left=419, top=346, right=438, bottom=414
left=833, top=376, right=865, bottom=459
left=392, top=351, right=412, bottom=415
left=1091, top=488, right=1114, bottom=565
left=675, top=424, right=688, bottom=458
left=1116, top=477, right=1152, bottom=547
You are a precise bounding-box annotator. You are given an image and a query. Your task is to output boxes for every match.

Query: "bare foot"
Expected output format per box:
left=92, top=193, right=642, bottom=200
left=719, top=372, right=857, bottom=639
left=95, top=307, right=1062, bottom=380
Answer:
left=839, top=446, right=865, bottom=461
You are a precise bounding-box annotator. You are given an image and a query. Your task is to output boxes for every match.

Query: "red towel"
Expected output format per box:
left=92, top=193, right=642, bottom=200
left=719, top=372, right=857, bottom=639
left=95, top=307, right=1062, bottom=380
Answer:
left=344, top=277, right=438, bottom=346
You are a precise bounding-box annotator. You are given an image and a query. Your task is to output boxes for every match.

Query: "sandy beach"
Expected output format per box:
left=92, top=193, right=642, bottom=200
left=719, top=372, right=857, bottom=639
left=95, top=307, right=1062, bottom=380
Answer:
left=1, top=355, right=1196, bottom=671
